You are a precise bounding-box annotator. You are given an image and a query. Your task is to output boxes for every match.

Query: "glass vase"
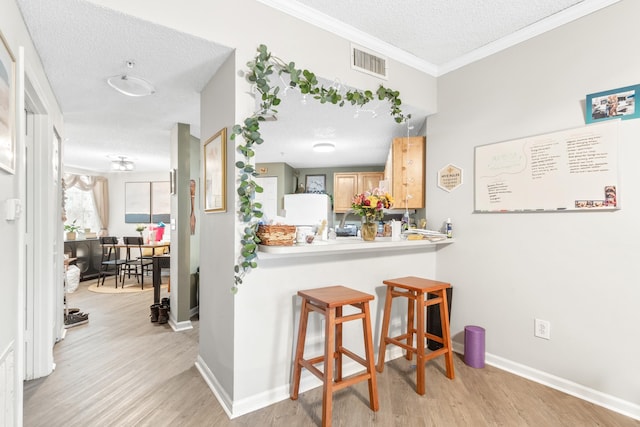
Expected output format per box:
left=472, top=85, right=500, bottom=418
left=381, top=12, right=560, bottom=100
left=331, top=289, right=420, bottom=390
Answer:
left=361, top=222, right=377, bottom=241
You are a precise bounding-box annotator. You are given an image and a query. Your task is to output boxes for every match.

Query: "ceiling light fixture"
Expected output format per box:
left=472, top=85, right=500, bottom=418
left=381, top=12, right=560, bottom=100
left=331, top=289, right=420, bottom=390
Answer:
left=313, top=142, right=335, bottom=153
left=107, top=60, right=155, bottom=97
left=111, top=156, right=135, bottom=171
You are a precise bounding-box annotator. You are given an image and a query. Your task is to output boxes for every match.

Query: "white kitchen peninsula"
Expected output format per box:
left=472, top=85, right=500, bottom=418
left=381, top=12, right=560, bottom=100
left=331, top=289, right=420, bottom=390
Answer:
left=226, top=237, right=454, bottom=416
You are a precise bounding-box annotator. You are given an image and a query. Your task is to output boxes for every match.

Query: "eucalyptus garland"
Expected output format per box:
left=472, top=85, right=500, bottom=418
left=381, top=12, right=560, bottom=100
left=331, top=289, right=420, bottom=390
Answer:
left=230, top=44, right=410, bottom=293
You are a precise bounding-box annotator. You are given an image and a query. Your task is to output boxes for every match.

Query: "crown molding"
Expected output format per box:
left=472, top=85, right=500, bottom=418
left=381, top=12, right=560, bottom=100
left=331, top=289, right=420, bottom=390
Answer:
left=256, top=0, right=439, bottom=76
left=258, top=0, right=620, bottom=77
left=438, top=0, right=621, bottom=75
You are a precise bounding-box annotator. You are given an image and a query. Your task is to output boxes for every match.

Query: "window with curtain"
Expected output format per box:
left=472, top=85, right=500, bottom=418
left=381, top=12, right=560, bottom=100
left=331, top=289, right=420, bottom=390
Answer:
left=64, top=186, right=100, bottom=232
left=63, top=174, right=110, bottom=235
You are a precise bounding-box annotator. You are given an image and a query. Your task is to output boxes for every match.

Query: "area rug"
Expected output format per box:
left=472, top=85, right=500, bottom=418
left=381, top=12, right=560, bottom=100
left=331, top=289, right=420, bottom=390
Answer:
left=87, top=279, right=167, bottom=294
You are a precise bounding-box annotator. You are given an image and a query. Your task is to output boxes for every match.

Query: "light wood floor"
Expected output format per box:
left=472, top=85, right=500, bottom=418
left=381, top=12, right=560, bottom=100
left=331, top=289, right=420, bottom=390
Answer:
left=24, top=280, right=639, bottom=427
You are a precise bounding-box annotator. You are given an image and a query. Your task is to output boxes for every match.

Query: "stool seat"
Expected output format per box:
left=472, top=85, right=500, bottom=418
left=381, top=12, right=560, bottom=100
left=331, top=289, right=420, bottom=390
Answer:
left=291, top=285, right=379, bottom=427
left=377, top=276, right=455, bottom=395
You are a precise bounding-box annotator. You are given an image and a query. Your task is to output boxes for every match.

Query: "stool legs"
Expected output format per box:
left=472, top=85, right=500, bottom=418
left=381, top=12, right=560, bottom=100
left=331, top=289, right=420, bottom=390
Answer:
left=291, top=293, right=378, bottom=427
left=361, top=302, right=379, bottom=410
left=415, top=291, right=424, bottom=394
left=440, top=291, right=455, bottom=379
left=406, top=290, right=416, bottom=361
left=376, top=286, right=393, bottom=372
left=377, top=283, right=455, bottom=395
left=291, top=298, right=309, bottom=400
left=322, top=306, right=335, bottom=425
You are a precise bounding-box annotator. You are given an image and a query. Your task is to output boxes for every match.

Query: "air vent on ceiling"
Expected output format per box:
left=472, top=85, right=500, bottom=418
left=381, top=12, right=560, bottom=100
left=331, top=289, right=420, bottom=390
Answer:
left=351, top=45, right=387, bottom=79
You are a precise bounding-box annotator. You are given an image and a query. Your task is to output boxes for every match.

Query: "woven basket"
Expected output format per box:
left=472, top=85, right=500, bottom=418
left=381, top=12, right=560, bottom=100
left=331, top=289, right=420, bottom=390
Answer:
left=257, top=225, right=296, bottom=246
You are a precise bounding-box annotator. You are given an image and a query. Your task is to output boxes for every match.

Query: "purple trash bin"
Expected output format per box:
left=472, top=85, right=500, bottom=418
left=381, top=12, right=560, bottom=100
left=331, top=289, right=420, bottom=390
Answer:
left=464, top=325, right=485, bottom=368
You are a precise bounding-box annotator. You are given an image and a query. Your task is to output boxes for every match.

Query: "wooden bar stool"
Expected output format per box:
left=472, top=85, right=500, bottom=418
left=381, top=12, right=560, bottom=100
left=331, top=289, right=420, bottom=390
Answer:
left=291, top=285, right=379, bottom=427
left=376, top=276, right=455, bottom=395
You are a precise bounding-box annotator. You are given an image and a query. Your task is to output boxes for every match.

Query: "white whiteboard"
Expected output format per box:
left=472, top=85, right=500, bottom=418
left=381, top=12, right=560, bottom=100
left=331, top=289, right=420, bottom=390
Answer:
left=474, top=121, right=619, bottom=212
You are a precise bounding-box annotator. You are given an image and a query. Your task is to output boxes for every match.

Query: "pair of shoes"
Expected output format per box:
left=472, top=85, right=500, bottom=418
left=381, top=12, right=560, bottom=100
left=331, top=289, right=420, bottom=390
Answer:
left=65, top=312, right=89, bottom=328
left=158, top=305, right=169, bottom=324
left=150, top=304, right=161, bottom=322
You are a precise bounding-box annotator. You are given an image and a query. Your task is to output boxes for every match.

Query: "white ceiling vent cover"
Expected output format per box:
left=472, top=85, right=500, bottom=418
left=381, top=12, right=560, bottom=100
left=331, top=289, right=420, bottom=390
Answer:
left=351, top=45, right=387, bottom=79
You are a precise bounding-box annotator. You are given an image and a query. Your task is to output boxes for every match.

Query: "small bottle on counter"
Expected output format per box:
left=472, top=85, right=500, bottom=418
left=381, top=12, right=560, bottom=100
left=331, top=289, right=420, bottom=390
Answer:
left=401, top=209, right=410, bottom=231
left=328, top=228, right=337, bottom=240
left=446, top=218, right=453, bottom=238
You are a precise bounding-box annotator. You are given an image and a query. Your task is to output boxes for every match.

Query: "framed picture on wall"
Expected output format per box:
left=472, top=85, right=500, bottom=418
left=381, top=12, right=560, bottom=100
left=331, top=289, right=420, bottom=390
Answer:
left=204, top=127, right=227, bottom=212
left=0, top=31, right=16, bottom=174
left=125, top=182, right=151, bottom=223
left=305, top=174, right=326, bottom=193
left=586, top=84, right=640, bottom=123
left=151, top=181, right=170, bottom=223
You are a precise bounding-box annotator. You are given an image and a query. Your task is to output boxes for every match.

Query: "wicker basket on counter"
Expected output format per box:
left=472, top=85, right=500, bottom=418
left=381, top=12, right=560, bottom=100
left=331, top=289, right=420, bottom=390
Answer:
left=257, top=225, right=296, bottom=246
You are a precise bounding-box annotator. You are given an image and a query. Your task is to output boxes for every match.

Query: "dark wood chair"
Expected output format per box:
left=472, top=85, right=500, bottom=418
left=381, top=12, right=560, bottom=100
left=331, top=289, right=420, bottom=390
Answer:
left=97, top=237, right=126, bottom=288
left=122, top=236, right=153, bottom=289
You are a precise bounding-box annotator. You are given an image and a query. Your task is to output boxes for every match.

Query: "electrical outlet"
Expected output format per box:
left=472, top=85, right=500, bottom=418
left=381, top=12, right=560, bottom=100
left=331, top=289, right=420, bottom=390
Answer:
left=534, top=318, right=551, bottom=340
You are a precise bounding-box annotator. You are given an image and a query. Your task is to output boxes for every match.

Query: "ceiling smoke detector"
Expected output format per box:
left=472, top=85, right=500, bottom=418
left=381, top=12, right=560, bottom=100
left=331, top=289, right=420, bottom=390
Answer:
left=107, top=60, right=155, bottom=97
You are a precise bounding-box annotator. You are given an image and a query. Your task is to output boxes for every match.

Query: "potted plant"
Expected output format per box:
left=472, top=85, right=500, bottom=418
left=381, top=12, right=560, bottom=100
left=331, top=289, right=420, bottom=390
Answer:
left=135, top=224, right=147, bottom=238
left=64, top=220, right=81, bottom=240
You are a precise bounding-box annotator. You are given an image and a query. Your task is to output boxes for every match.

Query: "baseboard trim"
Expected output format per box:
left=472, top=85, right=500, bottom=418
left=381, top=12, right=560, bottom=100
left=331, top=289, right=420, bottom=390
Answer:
left=203, top=347, right=427, bottom=418
left=452, top=342, right=640, bottom=421
left=199, top=342, right=639, bottom=422
left=168, top=317, right=192, bottom=332
left=231, top=356, right=371, bottom=418
left=195, top=355, right=234, bottom=419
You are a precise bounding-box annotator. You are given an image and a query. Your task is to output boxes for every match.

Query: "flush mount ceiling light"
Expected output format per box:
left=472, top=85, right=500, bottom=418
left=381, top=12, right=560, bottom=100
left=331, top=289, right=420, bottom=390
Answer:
left=111, top=156, right=135, bottom=171
left=313, top=142, right=336, bottom=153
left=107, top=60, right=155, bottom=97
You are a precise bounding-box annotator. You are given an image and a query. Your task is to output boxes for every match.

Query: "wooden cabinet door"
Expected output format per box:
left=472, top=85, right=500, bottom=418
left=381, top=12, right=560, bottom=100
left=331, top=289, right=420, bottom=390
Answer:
left=333, top=173, right=358, bottom=212
left=359, top=172, right=384, bottom=193
left=392, top=136, right=425, bottom=209
left=384, top=147, right=393, bottom=190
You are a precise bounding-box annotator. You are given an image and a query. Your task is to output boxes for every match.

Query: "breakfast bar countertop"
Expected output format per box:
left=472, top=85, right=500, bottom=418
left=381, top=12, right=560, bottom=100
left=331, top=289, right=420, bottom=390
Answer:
left=258, top=236, right=454, bottom=257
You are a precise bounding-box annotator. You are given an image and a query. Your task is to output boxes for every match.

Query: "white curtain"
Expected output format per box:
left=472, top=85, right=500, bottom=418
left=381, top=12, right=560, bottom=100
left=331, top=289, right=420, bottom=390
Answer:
left=64, top=174, right=110, bottom=236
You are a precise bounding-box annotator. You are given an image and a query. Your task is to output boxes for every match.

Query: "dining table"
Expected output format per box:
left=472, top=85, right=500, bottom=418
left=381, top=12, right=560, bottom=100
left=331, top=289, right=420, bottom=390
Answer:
left=115, top=241, right=170, bottom=302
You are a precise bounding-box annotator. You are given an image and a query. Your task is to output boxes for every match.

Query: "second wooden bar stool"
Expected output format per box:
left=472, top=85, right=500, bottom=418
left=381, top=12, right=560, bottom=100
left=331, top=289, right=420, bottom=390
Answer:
left=291, top=285, right=379, bottom=427
left=376, top=276, right=455, bottom=395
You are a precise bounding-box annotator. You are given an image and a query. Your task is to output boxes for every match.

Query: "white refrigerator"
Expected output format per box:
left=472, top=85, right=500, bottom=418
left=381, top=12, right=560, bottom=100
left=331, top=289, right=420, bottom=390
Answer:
left=283, top=193, right=333, bottom=229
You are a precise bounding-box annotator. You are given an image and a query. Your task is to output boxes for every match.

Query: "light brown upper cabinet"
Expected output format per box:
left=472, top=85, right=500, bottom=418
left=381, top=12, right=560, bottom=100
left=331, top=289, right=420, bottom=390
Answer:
left=385, top=136, right=425, bottom=209
left=333, top=172, right=384, bottom=212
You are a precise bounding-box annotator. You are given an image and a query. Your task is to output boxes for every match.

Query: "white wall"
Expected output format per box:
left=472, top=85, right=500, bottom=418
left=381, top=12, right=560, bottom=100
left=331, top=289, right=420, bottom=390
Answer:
left=198, top=52, right=237, bottom=405
left=427, top=0, right=639, bottom=416
left=1, top=0, right=64, bottom=422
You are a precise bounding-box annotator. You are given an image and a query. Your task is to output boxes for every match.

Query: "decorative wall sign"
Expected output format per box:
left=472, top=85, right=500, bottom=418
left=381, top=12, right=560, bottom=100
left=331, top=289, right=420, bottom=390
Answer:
left=438, top=164, right=463, bottom=192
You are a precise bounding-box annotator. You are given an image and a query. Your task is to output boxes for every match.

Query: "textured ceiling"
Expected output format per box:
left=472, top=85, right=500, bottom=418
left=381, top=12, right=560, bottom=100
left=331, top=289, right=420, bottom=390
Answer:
left=290, top=0, right=585, bottom=67
left=17, top=0, right=618, bottom=172
left=17, top=0, right=232, bottom=173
